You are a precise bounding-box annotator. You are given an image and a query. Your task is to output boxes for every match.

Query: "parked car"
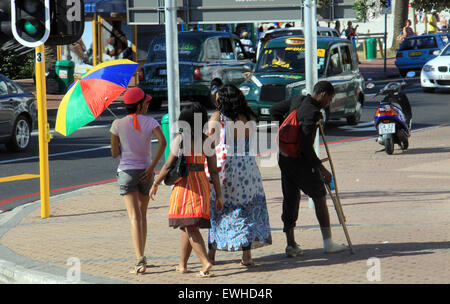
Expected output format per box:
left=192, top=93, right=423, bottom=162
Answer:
left=240, top=36, right=365, bottom=125
left=138, top=31, right=255, bottom=110
left=420, top=42, right=450, bottom=93
left=395, top=33, right=450, bottom=76
left=0, top=74, right=37, bottom=152
left=256, top=27, right=341, bottom=58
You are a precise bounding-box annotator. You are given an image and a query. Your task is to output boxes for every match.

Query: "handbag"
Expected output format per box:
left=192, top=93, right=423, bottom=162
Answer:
left=205, top=114, right=229, bottom=185
left=164, top=130, right=189, bottom=185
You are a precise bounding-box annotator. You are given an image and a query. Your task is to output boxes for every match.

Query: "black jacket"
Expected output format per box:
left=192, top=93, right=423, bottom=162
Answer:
left=270, top=94, right=323, bottom=167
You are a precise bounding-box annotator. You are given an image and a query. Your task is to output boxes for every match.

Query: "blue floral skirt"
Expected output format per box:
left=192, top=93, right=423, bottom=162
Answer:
left=208, top=155, right=272, bottom=251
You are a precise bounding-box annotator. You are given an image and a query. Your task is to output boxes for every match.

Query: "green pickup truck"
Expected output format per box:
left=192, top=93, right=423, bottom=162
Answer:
left=240, top=36, right=365, bottom=126
left=138, top=31, right=254, bottom=110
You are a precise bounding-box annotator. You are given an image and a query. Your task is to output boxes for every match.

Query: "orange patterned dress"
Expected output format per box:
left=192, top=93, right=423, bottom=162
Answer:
left=168, top=154, right=211, bottom=229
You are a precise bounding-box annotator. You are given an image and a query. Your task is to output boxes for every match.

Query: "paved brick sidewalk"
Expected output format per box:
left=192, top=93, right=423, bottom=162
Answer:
left=1, top=125, right=449, bottom=284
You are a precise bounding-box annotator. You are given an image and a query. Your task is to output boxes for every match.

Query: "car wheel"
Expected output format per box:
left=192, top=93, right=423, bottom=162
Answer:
left=148, top=98, right=162, bottom=111
left=346, top=100, right=362, bottom=125
left=6, top=115, right=31, bottom=152
left=399, top=69, right=407, bottom=77
left=422, top=87, right=435, bottom=93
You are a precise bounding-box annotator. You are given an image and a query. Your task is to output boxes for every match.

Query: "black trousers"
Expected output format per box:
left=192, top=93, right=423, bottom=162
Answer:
left=278, top=154, right=326, bottom=233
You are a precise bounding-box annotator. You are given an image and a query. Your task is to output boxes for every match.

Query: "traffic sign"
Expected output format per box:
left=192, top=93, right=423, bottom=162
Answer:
left=381, top=0, right=391, bottom=15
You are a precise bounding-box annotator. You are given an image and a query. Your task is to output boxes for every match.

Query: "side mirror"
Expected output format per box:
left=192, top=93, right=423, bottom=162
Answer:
left=366, top=83, right=375, bottom=89
left=243, top=64, right=253, bottom=72
left=433, top=50, right=441, bottom=56
left=406, top=71, right=416, bottom=78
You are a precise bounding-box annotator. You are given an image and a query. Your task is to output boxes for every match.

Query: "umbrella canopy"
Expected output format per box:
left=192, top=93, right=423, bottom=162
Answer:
left=55, top=59, right=138, bottom=136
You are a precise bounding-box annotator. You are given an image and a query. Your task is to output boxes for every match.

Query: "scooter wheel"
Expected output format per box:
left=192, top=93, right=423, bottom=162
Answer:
left=385, top=136, right=394, bottom=155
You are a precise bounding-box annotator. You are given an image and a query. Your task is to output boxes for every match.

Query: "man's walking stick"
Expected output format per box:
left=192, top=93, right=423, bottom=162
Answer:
left=317, top=120, right=354, bottom=254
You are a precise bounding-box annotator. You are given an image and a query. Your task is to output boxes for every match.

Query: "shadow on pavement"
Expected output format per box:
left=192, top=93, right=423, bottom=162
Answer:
left=216, top=241, right=449, bottom=276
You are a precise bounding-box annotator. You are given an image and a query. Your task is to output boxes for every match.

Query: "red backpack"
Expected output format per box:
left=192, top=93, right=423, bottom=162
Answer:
left=276, top=109, right=302, bottom=157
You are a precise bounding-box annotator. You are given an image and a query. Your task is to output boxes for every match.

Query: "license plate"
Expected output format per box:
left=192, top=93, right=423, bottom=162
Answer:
left=159, top=69, right=167, bottom=75
left=439, top=74, right=450, bottom=79
left=379, top=123, right=396, bottom=135
left=409, top=51, right=422, bottom=57
left=260, top=108, right=270, bottom=115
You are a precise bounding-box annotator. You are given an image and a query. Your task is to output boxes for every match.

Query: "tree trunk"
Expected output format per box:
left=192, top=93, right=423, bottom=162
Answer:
left=392, top=0, right=409, bottom=50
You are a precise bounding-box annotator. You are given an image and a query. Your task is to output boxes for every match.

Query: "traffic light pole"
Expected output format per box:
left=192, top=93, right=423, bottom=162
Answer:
left=35, top=44, right=51, bottom=218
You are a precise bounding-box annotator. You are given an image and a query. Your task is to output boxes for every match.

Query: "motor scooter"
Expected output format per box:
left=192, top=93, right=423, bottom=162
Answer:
left=367, top=72, right=415, bottom=155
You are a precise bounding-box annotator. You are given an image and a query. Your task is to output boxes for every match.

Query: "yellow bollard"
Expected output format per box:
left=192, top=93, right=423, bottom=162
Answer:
left=35, top=44, right=51, bottom=219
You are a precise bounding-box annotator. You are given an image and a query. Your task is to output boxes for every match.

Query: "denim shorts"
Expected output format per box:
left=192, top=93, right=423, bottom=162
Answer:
left=117, top=169, right=153, bottom=196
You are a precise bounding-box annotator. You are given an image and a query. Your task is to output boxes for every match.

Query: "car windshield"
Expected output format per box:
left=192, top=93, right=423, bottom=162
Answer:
left=262, top=30, right=304, bottom=42
left=441, top=44, right=450, bottom=56
left=147, top=36, right=201, bottom=62
left=255, top=46, right=326, bottom=75
left=399, top=36, right=437, bottom=50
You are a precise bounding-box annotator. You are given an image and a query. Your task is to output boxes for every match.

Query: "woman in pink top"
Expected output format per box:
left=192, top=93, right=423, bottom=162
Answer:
left=110, top=87, right=166, bottom=274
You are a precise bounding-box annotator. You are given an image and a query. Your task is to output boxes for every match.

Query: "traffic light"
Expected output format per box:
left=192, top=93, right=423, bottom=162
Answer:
left=47, top=0, right=85, bottom=45
left=0, top=1, right=12, bottom=43
left=11, top=0, right=51, bottom=47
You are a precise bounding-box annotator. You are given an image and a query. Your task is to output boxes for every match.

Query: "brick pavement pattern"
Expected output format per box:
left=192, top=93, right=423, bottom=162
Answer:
left=1, top=125, right=449, bottom=284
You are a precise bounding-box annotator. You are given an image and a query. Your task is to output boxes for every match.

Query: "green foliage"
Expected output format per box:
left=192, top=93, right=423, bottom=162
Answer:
left=0, top=50, right=35, bottom=80
left=410, top=0, right=450, bottom=12
left=317, top=0, right=333, bottom=9
left=353, top=0, right=370, bottom=22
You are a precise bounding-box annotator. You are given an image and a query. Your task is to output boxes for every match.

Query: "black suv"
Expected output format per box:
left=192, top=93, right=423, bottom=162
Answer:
left=0, top=74, right=37, bottom=152
left=138, top=31, right=254, bottom=110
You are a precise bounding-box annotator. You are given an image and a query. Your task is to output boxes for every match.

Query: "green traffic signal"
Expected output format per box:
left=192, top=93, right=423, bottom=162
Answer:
left=23, top=20, right=38, bottom=35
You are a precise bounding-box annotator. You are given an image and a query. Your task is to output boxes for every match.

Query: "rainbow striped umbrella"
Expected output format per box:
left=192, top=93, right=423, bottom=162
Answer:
left=55, top=59, right=138, bottom=136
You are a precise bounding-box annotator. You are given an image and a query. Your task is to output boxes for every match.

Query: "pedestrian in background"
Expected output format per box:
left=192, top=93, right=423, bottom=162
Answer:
left=345, top=21, right=360, bottom=63
left=270, top=81, right=347, bottom=257
left=110, top=87, right=167, bottom=274
left=207, top=85, right=272, bottom=267
left=240, top=32, right=254, bottom=55
left=402, top=19, right=415, bottom=37
left=334, top=20, right=342, bottom=36
left=428, top=10, right=441, bottom=34
left=150, top=103, right=224, bottom=278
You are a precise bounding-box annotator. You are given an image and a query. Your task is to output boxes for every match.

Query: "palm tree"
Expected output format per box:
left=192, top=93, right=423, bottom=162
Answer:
left=392, top=0, right=409, bottom=50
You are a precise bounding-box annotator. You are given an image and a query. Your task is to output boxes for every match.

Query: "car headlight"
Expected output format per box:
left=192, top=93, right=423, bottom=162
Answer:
left=423, top=65, right=435, bottom=72
left=239, top=86, right=250, bottom=96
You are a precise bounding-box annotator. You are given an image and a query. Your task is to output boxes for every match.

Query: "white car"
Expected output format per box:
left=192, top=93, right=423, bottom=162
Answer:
left=421, top=43, right=450, bottom=93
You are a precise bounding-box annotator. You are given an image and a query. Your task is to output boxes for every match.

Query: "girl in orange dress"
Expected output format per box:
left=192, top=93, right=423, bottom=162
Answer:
left=150, top=103, right=223, bottom=278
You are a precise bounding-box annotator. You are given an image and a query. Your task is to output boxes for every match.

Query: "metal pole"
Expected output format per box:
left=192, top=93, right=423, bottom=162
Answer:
left=384, top=13, right=387, bottom=73
left=305, top=0, right=319, bottom=209
left=35, top=44, right=51, bottom=218
left=165, top=0, right=180, bottom=143
left=92, top=13, right=97, bottom=66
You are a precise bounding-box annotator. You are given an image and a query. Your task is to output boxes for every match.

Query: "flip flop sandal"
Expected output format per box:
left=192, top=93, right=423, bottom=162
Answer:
left=196, top=271, right=214, bottom=278
left=240, top=260, right=257, bottom=268
left=175, top=267, right=189, bottom=274
left=130, top=256, right=146, bottom=275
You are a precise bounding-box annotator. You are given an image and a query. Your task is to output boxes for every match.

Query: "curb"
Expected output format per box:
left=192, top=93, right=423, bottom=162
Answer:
left=0, top=186, right=125, bottom=284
